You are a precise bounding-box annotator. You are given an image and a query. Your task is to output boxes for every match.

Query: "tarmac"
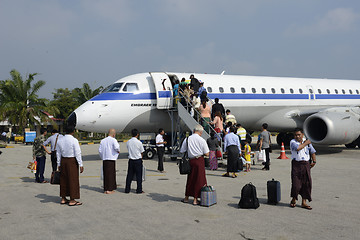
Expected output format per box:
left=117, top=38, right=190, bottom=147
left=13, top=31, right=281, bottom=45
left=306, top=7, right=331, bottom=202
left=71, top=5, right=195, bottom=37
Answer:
left=0, top=142, right=359, bottom=240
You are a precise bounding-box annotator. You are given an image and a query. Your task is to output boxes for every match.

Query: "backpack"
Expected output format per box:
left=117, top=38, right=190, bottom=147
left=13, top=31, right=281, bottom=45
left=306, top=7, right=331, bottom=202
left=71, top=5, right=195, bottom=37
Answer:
left=238, top=182, right=260, bottom=209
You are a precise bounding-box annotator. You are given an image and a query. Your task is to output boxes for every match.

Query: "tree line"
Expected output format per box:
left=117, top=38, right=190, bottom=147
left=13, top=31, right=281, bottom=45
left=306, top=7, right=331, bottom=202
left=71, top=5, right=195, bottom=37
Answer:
left=0, top=69, right=103, bottom=133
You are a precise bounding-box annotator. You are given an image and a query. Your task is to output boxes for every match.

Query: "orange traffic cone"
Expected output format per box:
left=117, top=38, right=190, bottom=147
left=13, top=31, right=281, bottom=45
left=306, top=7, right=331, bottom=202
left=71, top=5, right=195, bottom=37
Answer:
left=277, top=142, right=289, bottom=159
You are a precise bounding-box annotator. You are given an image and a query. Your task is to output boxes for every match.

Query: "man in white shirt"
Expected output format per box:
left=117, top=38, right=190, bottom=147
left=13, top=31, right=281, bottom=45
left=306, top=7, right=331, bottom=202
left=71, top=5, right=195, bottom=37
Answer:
left=180, top=125, right=209, bottom=205
left=56, top=125, right=84, bottom=206
left=289, top=128, right=316, bottom=210
left=99, top=128, right=120, bottom=194
left=125, top=129, right=145, bottom=194
left=44, top=129, right=62, bottom=172
left=156, top=128, right=167, bottom=173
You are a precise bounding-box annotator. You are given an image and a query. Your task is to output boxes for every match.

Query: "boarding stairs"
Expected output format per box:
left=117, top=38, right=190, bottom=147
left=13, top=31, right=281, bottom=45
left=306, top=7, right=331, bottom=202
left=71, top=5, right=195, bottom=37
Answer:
left=166, top=92, right=223, bottom=160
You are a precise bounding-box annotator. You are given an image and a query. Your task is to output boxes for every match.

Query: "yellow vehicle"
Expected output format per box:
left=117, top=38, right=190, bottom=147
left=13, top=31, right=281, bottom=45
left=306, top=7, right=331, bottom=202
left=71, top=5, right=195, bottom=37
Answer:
left=14, top=136, right=24, bottom=143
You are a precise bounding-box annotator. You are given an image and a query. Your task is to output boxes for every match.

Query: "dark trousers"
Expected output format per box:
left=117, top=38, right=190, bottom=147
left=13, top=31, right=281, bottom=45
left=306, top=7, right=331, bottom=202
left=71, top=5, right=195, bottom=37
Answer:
left=157, top=147, right=165, bottom=171
left=125, top=159, right=143, bottom=193
left=264, top=148, right=271, bottom=170
left=51, top=151, right=57, bottom=172
left=35, top=155, right=46, bottom=182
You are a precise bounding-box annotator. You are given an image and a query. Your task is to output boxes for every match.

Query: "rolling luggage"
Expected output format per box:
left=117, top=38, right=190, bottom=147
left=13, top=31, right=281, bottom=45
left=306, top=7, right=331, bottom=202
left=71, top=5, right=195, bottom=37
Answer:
left=267, top=178, right=281, bottom=204
left=200, top=186, right=217, bottom=207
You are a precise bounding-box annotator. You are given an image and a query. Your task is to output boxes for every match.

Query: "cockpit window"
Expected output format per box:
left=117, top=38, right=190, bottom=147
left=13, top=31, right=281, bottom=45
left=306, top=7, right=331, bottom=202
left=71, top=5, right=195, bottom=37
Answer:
left=105, top=83, right=124, bottom=92
left=123, top=83, right=139, bottom=92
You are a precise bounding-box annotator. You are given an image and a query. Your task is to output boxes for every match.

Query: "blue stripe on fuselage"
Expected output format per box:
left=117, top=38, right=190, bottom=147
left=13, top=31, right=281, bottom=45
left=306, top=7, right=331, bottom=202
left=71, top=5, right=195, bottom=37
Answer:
left=89, top=92, right=360, bottom=101
left=158, top=91, right=172, bottom=98
left=90, top=92, right=156, bottom=101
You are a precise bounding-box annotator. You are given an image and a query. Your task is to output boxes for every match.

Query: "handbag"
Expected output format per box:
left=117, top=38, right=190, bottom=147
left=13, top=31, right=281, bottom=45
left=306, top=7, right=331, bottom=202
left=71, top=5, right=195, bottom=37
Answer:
left=256, top=150, right=265, bottom=162
left=200, top=185, right=217, bottom=207
left=27, top=160, right=37, bottom=173
left=27, top=161, right=36, bottom=170
left=216, top=149, right=222, bottom=159
left=179, top=137, right=191, bottom=175
left=50, top=171, right=60, bottom=185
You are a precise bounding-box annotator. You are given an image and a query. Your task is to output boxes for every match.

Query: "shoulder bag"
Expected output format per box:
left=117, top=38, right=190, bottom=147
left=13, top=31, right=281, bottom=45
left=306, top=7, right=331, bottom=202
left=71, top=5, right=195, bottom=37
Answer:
left=178, top=137, right=191, bottom=175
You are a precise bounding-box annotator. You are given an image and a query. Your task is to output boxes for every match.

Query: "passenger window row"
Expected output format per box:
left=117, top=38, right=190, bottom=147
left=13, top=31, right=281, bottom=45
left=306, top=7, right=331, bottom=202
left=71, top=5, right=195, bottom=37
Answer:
left=206, top=87, right=360, bottom=95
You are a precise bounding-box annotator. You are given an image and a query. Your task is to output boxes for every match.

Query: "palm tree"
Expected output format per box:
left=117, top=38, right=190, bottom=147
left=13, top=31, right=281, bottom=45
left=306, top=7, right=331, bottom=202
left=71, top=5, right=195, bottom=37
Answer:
left=0, top=69, right=58, bottom=133
left=73, top=83, right=104, bottom=105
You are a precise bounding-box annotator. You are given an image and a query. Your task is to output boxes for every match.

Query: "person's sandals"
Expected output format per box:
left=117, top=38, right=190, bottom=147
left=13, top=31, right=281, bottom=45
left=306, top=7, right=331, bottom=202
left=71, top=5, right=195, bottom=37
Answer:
left=301, top=205, right=312, bottom=210
left=105, top=190, right=115, bottom=194
left=68, top=201, right=82, bottom=206
left=60, top=200, right=70, bottom=205
left=290, top=200, right=296, bottom=208
left=232, top=174, right=237, bottom=178
left=222, top=173, right=230, bottom=177
left=181, top=199, right=189, bottom=203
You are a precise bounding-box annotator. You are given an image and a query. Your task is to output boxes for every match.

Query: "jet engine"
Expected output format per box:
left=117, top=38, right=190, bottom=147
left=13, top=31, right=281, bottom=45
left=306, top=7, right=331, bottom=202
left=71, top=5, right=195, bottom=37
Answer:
left=303, top=111, right=360, bottom=145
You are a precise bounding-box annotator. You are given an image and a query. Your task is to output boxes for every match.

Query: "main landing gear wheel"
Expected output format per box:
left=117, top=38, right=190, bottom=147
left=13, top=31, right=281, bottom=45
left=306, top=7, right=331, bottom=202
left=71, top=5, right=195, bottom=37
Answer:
left=345, top=136, right=360, bottom=148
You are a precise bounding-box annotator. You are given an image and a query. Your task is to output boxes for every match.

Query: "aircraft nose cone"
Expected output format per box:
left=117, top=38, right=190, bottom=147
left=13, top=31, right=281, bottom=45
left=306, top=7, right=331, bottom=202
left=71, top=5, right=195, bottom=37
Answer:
left=66, top=112, right=77, bottom=128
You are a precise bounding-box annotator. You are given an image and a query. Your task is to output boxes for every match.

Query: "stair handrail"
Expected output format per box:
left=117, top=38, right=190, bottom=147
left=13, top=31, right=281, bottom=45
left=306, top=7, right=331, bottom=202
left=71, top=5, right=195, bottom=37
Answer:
left=177, top=90, right=223, bottom=150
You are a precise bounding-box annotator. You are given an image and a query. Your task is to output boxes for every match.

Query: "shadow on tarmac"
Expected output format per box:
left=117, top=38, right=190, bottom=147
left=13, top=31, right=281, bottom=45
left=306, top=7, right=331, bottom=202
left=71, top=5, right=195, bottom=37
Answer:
left=82, top=154, right=101, bottom=161
left=35, top=193, right=59, bottom=203
left=227, top=198, right=292, bottom=209
left=20, top=177, right=34, bottom=182
left=81, top=184, right=104, bottom=193
left=146, top=192, right=183, bottom=203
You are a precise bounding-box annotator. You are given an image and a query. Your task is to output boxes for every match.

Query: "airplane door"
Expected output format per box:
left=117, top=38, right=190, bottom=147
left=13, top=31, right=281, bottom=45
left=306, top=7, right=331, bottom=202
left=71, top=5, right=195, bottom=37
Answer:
left=306, top=85, right=316, bottom=100
left=150, top=72, right=173, bottom=109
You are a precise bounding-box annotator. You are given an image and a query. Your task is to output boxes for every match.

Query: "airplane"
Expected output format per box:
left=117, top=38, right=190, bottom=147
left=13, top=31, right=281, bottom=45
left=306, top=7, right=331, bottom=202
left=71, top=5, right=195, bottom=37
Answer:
left=67, top=72, right=360, bottom=148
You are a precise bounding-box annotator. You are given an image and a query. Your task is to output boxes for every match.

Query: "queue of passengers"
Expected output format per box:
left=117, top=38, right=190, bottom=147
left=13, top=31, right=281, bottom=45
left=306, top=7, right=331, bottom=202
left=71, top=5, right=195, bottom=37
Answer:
left=32, top=122, right=316, bottom=210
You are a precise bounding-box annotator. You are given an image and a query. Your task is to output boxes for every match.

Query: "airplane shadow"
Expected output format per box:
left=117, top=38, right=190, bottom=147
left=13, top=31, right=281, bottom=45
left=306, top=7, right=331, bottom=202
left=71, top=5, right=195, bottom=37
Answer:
left=35, top=193, right=59, bottom=204
left=146, top=192, right=183, bottom=203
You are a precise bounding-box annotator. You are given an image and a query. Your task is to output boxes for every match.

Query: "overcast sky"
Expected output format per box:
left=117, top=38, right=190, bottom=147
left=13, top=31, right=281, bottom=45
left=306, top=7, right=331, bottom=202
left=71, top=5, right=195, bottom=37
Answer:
left=1, top=0, right=360, bottom=99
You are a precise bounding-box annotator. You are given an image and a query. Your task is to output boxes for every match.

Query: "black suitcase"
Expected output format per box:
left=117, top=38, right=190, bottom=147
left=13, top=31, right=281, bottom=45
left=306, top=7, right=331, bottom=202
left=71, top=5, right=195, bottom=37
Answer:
left=267, top=179, right=281, bottom=204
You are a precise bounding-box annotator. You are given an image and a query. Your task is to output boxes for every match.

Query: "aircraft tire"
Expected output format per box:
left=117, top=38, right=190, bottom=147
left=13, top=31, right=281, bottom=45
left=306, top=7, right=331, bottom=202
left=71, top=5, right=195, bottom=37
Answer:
left=345, top=142, right=357, bottom=148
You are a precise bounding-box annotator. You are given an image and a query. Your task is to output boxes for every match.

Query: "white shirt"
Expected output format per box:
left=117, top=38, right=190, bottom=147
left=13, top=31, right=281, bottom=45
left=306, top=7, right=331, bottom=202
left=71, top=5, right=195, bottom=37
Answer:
left=156, top=134, right=165, bottom=147
left=126, top=137, right=144, bottom=160
left=56, top=135, right=83, bottom=167
left=43, top=133, right=63, bottom=151
left=290, top=139, right=316, bottom=161
left=99, top=136, right=120, bottom=160
left=180, top=133, right=209, bottom=159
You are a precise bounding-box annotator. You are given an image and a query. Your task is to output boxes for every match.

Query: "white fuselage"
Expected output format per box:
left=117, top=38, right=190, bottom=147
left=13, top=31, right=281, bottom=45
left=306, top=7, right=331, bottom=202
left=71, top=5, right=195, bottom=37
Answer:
left=72, top=72, right=360, bottom=145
